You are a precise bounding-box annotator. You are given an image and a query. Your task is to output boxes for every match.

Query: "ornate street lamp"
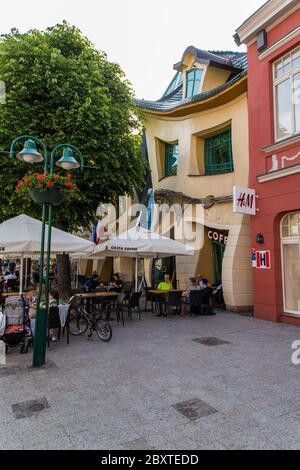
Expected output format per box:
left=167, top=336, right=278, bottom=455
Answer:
left=16, top=139, right=44, bottom=164
left=10, top=135, right=84, bottom=367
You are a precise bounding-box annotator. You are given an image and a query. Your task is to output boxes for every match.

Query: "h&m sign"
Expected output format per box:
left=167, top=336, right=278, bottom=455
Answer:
left=233, top=186, right=256, bottom=215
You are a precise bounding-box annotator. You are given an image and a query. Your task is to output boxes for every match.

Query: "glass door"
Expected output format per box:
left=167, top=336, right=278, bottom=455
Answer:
left=212, top=241, right=225, bottom=284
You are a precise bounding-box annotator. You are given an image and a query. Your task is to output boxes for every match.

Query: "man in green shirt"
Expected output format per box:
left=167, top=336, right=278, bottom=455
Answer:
left=157, top=274, right=173, bottom=317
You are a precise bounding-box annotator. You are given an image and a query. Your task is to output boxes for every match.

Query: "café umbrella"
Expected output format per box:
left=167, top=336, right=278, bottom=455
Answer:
left=92, top=226, right=195, bottom=290
left=0, top=214, right=94, bottom=293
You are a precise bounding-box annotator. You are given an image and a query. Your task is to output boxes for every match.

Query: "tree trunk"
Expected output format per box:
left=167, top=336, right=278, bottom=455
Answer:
left=56, top=253, right=71, bottom=301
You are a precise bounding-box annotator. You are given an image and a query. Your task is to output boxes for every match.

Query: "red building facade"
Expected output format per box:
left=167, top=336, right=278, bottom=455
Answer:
left=235, top=0, right=300, bottom=325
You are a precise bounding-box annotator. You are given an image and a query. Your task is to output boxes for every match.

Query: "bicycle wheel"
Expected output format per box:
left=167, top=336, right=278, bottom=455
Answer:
left=69, top=309, right=89, bottom=336
left=95, top=319, right=112, bottom=342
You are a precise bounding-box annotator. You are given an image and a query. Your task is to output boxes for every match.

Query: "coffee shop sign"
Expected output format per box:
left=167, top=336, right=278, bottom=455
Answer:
left=208, top=230, right=228, bottom=246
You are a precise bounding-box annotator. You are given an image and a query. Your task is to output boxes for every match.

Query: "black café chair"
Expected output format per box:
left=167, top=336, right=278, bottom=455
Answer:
left=189, top=289, right=215, bottom=316
left=47, top=306, right=61, bottom=349
left=166, top=291, right=183, bottom=316
left=125, top=291, right=142, bottom=320
left=113, top=292, right=127, bottom=327
left=47, top=305, right=71, bottom=348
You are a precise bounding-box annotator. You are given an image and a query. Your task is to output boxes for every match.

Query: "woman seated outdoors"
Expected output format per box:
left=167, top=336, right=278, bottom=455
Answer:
left=111, top=273, right=124, bottom=291
left=156, top=274, right=173, bottom=318
left=27, top=288, right=59, bottom=341
left=182, top=277, right=214, bottom=314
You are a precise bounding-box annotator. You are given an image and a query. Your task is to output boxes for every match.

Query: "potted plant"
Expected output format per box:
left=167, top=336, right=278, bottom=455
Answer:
left=16, top=172, right=79, bottom=206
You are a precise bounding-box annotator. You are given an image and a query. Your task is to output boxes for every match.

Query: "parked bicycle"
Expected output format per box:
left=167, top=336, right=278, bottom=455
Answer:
left=68, top=295, right=112, bottom=342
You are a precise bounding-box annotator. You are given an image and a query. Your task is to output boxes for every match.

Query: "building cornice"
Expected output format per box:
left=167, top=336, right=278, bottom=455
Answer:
left=262, top=133, right=300, bottom=153
left=257, top=162, right=300, bottom=182
left=154, top=189, right=232, bottom=208
left=235, top=0, right=300, bottom=46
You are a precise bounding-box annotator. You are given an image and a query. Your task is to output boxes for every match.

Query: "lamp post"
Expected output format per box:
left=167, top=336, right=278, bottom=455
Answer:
left=10, top=136, right=84, bottom=367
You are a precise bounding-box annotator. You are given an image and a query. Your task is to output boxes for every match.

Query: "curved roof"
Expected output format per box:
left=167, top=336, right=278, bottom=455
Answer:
left=136, top=49, right=247, bottom=114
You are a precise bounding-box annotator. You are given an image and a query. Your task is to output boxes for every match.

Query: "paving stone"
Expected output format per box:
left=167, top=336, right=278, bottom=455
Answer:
left=3, top=311, right=300, bottom=450
left=172, top=398, right=218, bottom=421
left=192, top=337, right=230, bottom=346
left=11, top=397, right=49, bottom=419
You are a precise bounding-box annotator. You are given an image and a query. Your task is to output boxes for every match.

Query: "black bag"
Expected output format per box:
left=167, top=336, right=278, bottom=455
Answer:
left=201, top=304, right=216, bottom=316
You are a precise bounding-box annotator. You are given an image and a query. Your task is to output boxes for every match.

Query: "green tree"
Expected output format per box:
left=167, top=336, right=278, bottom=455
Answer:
left=0, top=22, right=145, bottom=231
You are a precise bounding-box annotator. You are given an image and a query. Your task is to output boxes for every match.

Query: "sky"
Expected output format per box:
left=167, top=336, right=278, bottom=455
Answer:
left=0, top=0, right=266, bottom=100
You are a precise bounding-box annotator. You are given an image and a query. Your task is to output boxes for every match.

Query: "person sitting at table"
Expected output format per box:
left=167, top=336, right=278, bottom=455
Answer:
left=84, top=273, right=99, bottom=291
left=30, top=266, right=39, bottom=288
left=26, top=290, right=37, bottom=337
left=196, top=274, right=209, bottom=290
left=183, top=278, right=200, bottom=298
left=40, top=289, right=59, bottom=342
left=156, top=274, right=173, bottom=317
left=112, top=273, right=124, bottom=290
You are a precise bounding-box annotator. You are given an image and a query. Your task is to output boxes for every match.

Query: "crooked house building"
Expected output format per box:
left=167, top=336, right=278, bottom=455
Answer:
left=137, top=47, right=253, bottom=312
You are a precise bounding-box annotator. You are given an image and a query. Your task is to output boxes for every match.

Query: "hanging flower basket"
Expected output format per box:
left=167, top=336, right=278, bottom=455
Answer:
left=16, top=172, right=79, bottom=206
left=29, top=187, right=65, bottom=206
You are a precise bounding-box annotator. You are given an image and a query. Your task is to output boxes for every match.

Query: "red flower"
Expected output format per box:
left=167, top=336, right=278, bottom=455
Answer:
left=36, top=174, right=45, bottom=181
left=66, top=173, right=72, bottom=179
left=38, top=183, right=43, bottom=188
left=46, top=181, right=54, bottom=187
left=53, top=175, right=59, bottom=180
left=23, top=176, right=29, bottom=183
left=65, top=182, right=72, bottom=189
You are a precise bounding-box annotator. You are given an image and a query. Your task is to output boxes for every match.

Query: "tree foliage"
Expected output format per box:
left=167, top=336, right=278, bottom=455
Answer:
left=0, top=22, right=145, bottom=230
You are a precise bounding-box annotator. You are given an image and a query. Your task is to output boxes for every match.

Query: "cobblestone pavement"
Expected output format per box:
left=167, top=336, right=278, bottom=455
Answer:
left=1, top=310, right=300, bottom=450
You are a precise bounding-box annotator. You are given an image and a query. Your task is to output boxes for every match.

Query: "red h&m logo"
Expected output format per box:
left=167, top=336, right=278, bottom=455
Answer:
left=256, top=251, right=271, bottom=269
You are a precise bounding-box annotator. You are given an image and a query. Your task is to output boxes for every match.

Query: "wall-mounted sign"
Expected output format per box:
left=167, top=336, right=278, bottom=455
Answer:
left=208, top=230, right=228, bottom=246
left=255, top=250, right=271, bottom=269
left=233, top=186, right=256, bottom=215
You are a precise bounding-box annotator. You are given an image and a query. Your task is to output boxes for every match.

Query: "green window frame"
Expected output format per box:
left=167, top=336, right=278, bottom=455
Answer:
left=204, top=129, right=234, bottom=175
left=186, top=69, right=203, bottom=98
left=164, top=143, right=178, bottom=177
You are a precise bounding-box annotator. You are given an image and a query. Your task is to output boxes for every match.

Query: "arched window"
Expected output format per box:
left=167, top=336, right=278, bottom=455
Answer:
left=186, top=68, right=203, bottom=98
left=281, top=212, right=300, bottom=238
left=281, top=212, right=300, bottom=315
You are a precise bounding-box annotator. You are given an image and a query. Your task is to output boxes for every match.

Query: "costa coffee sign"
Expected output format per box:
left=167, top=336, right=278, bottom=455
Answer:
left=208, top=230, right=228, bottom=246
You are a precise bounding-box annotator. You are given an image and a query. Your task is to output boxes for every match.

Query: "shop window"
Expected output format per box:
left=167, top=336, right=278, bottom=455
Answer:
left=186, top=68, right=203, bottom=98
left=281, top=212, right=300, bottom=315
left=164, top=143, right=179, bottom=177
left=204, top=128, right=234, bottom=175
left=274, top=46, right=300, bottom=141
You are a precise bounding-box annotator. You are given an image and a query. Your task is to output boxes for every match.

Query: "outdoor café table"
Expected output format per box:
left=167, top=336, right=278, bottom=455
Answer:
left=75, top=292, right=120, bottom=299
left=2, top=292, right=27, bottom=297
left=75, top=292, right=120, bottom=316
